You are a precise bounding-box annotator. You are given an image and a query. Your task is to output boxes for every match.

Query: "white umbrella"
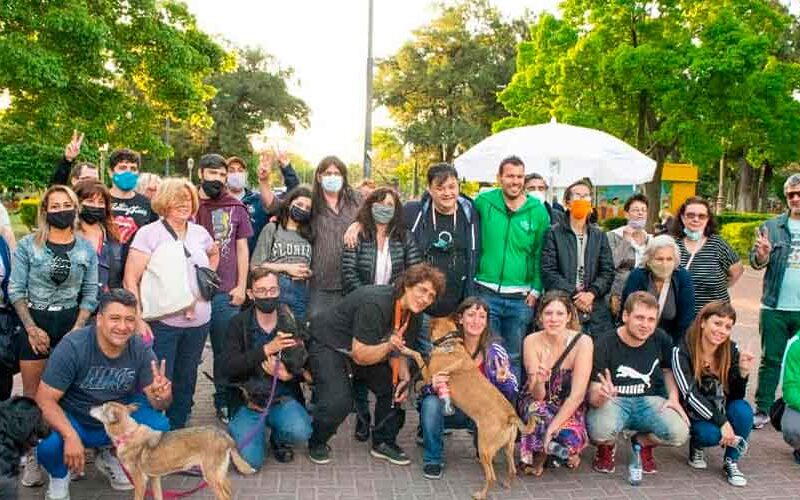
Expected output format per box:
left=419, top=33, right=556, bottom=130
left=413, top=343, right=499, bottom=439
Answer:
left=454, top=118, right=656, bottom=187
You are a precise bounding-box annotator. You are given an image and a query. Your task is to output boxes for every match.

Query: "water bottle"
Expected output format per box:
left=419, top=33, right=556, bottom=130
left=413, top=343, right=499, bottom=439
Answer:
left=438, top=383, right=455, bottom=416
left=628, top=442, right=643, bottom=486
left=545, top=441, right=570, bottom=461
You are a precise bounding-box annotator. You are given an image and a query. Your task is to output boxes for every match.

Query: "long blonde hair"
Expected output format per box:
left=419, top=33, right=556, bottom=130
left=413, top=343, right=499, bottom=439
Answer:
left=35, top=185, right=79, bottom=246
left=685, top=301, right=737, bottom=392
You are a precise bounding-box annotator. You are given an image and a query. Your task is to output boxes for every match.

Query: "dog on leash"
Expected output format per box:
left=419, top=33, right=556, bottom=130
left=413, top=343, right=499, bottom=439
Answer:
left=0, top=396, right=51, bottom=499
left=402, top=317, right=533, bottom=500
left=90, top=402, right=255, bottom=500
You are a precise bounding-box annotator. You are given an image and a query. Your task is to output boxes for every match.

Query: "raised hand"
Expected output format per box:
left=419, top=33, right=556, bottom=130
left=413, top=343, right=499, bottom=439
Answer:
left=494, top=355, right=511, bottom=383
left=149, top=359, right=171, bottom=402
left=64, top=129, right=84, bottom=162
left=754, top=227, right=772, bottom=263
left=258, top=151, right=275, bottom=182
left=276, top=148, right=290, bottom=167
left=597, top=368, right=617, bottom=401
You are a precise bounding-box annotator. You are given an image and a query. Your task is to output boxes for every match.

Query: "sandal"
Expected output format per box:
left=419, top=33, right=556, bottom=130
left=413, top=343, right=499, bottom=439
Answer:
left=566, top=454, right=581, bottom=469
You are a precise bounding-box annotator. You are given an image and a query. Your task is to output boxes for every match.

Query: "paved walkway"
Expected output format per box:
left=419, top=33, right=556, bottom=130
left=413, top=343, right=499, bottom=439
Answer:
left=19, top=268, right=800, bottom=499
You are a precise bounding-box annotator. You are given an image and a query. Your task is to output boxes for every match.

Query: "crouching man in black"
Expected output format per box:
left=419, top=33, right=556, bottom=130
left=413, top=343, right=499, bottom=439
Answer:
left=307, top=263, right=444, bottom=466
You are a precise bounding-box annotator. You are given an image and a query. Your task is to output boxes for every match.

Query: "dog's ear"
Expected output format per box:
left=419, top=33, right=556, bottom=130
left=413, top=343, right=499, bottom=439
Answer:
left=125, top=403, right=139, bottom=414
left=105, top=407, right=119, bottom=424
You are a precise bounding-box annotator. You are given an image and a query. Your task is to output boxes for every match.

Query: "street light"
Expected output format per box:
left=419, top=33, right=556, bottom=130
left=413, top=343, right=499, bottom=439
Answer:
left=363, top=0, right=374, bottom=180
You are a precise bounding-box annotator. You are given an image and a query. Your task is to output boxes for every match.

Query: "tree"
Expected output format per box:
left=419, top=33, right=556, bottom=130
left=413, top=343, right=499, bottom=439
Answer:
left=375, top=0, right=530, bottom=164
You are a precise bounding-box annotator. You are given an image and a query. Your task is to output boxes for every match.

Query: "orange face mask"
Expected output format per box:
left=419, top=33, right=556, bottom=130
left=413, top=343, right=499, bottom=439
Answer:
left=570, top=199, right=592, bottom=220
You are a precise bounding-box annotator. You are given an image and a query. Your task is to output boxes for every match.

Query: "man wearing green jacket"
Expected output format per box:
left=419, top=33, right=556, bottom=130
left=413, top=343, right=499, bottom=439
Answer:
left=780, top=330, right=800, bottom=464
left=474, top=155, right=550, bottom=380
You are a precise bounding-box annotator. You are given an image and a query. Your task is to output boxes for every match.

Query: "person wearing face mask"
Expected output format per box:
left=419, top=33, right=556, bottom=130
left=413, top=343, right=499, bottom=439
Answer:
left=541, top=180, right=615, bottom=339
left=669, top=197, right=743, bottom=313
left=219, top=268, right=312, bottom=469
left=195, top=153, right=254, bottom=425
left=525, top=173, right=565, bottom=226
left=8, top=185, right=98, bottom=488
left=621, top=235, right=695, bottom=345
left=107, top=149, right=158, bottom=245
left=607, top=194, right=652, bottom=317
left=251, top=186, right=314, bottom=325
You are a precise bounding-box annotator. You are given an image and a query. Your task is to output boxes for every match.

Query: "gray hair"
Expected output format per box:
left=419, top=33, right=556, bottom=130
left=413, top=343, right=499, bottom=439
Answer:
left=785, top=173, right=800, bottom=192
left=641, top=234, right=681, bottom=270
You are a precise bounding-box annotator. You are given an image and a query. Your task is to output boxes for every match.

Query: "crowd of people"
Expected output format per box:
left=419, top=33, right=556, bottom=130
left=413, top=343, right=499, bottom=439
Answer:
left=0, top=132, right=799, bottom=499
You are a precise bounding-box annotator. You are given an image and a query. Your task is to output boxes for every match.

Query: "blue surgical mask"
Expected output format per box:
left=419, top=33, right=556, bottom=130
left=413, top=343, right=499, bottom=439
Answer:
left=113, top=171, right=139, bottom=192
left=684, top=227, right=703, bottom=241
left=321, top=175, right=343, bottom=193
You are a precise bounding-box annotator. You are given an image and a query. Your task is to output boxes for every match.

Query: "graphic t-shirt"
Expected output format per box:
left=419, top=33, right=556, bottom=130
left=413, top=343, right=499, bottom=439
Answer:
left=421, top=210, right=468, bottom=317
left=46, top=240, right=75, bottom=286
left=778, top=218, right=800, bottom=311
left=592, top=328, right=673, bottom=398
left=197, top=196, right=254, bottom=293
left=111, top=193, right=158, bottom=245
left=251, top=223, right=312, bottom=270
left=42, top=326, right=156, bottom=428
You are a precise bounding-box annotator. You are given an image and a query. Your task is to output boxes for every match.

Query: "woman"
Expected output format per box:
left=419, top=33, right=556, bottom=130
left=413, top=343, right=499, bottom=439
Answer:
left=621, top=235, right=695, bottom=345
left=342, top=188, right=421, bottom=294
left=518, top=291, right=592, bottom=476
left=8, top=185, right=97, bottom=486
left=670, top=197, right=743, bottom=312
left=418, top=297, right=517, bottom=480
left=74, top=180, right=124, bottom=301
left=672, top=301, right=754, bottom=487
left=124, top=178, right=219, bottom=429
left=135, top=172, right=162, bottom=200
left=251, top=185, right=313, bottom=324
left=607, top=194, right=651, bottom=317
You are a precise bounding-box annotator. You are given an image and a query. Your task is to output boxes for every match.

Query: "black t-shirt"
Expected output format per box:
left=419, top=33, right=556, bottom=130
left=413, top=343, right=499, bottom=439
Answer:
left=421, top=210, right=468, bottom=317
left=311, top=285, right=422, bottom=353
left=111, top=193, right=158, bottom=245
left=592, top=328, right=672, bottom=398
left=47, top=240, right=75, bottom=285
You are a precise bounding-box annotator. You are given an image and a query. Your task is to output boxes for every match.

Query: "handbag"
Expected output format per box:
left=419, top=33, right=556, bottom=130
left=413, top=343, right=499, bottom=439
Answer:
left=0, top=310, right=20, bottom=374
left=162, top=220, right=221, bottom=301
left=140, top=239, right=195, bottom=320
left=770, top=397, right=786, bottom=431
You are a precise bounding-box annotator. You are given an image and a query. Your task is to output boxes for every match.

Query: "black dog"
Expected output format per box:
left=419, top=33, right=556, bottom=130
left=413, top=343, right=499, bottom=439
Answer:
left=0, top=396, right=51, bottom=499
left=276, top=306, right=308, bottom=377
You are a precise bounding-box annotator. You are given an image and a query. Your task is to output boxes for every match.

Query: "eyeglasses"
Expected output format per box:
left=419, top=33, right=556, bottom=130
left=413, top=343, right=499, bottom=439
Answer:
left=252, top=286, right=280, bottom=297
left=684, top=212, right=708, bottom=220
left=787, top=191, right=800, bottom=200
left=571, top=193, right=592, bottom=201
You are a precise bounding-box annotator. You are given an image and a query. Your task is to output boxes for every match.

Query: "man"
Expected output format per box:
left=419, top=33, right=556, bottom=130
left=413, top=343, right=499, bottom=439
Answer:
left=779, top=329, right=800, bottom=464
left=34, top=289, right=171, bottom=500
left=524, top=172, right=565, bottom=226
left=195, top=153, right=254, bottom=425
left=108, top=149, right=158, bottom=245
left=219, top=268, right=312, bottom=469
left=752, top=173, right=800, bottom=428
left=226, top=151, right=299, bottom=253
left=473, top=156, right=549, bottom=380
left=587, top=291, right=689, bottom=484
left=541, top=179, right=616, bottom=337
left=50, top=130, right=100, bottom=187
left=306, top=263, right=443, bottom=466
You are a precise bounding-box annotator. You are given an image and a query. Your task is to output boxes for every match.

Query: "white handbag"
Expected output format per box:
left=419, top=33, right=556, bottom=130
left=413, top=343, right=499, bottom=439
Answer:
left=140, top=240, right=196, bottom=320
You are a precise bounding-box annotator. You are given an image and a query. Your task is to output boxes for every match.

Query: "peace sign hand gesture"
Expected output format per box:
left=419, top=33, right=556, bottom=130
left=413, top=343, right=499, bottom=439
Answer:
left=494, top=355, right=511, bottom=383
left=738, top=351, right=755, bottom=377
left=148, top=359, right=172, bottom=403
left=597, top=368, right=617, bottom=402
left=64, top=129, right=84, bottom=162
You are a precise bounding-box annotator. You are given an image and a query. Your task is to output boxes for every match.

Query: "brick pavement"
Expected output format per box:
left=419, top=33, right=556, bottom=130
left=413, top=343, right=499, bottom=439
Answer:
left=18, top=268, right=800, bottom=499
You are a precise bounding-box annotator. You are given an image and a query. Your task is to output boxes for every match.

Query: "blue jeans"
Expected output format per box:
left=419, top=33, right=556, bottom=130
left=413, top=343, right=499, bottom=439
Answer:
left=691, top=399, right=753, bottom=461
left=38, top=395, right=169, bottom=479
left=419, top=394, right=475, bottom=465
left=587, top=396, right=689, bottom=447
left=150, top=320, right=209, bottom=429
left=210, top=292, right=241, bottom=411
left=228, top=399, right=312, bottom=470
left=278, top=275, right=309, bottom=326
left=476, top=289, right=532, bottom=381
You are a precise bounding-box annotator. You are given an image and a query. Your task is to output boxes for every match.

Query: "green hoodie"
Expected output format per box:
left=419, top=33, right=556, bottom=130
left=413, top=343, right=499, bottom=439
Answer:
left=474, top=189, right=550, bottom=294
left=781, top=331, right=800, bottom=412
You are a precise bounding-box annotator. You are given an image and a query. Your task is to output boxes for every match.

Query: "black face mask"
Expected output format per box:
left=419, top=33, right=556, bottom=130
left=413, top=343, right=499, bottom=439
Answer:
left=289, top=205, right=311, bottom=223
left=202, top=180, right=225, bottom=200
left=79, top=206, right=106, bottom=225
left=47, top=210, right=76, bottom=230
left=254, top=297, right=279, bottom=314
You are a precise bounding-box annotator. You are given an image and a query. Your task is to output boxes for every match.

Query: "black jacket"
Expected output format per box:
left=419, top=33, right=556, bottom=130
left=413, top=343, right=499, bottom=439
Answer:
left=622, top=267, right=696, bottom=345
left=341, top=230, right=422, bottom=295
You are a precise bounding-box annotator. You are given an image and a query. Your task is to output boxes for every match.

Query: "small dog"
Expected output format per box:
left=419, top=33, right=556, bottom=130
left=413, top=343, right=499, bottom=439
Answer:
left=0, top=396, right=51, bottom=499
left=275, top=305, right=308, bottom=377
left=402, top=317, right=533, bottom=500
left=90, top=402, right=255, bottom=500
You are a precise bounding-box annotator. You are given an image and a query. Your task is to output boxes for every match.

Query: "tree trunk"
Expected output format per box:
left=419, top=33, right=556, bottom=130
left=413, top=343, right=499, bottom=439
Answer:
left=758, top=161, right=773, bottom=212
left=735, top=156, right=755, bottom=212
left=645, top=146, right=666, bottom=232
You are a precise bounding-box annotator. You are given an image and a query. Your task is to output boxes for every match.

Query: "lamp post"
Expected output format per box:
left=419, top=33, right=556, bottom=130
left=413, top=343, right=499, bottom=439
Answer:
left=363, top=0, right=374, bottom=180
left=187, top=158, right=195, bottom=183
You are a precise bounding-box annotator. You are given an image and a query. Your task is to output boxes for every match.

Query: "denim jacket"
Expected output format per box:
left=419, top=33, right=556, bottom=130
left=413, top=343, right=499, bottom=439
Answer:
left=8, top=234, right=98, bottom=312
left=750, top=212, right=792, bottom=308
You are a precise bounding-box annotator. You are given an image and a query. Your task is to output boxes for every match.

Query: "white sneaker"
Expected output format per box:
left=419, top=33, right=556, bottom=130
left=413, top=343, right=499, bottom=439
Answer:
left=95, top=449, right=133, bottom=491
left=45, top=474, right=70, bottom=500
left=724, top=458, right=747, bottom=487
left=21, top=451, right=44, bottom=487
left=688, top=446, right=707, bottom=469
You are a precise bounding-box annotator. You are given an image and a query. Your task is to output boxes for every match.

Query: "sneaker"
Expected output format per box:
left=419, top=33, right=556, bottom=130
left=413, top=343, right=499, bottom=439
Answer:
left=423, top=463, right=443, bottom=479
left=641, top=445, right=657, bottom=474
left=354, top=418, right=370, bottom=443
left=308, top=442, right=331, bottom=465
left=592, top=444, right=616, bottom=474
left=215, top=407, right=230, bottom=426
left=21, top=451, right=45, bottom=487
left=723, top=458, right=747, bottom=487
left=753, top=410, right=770, bottom=430
left=271, top=442, right=294, bottom=463
left=95, top=449, right=134, bottom=491
left=688, top=445, right=708, bottom=469
left=45, top=474, right=70, bottom=500
left=415, top=425, right=423, bottom=446
left=69, top=470, right=85, bottom=481
left=371, top=442, right=411, bottom=466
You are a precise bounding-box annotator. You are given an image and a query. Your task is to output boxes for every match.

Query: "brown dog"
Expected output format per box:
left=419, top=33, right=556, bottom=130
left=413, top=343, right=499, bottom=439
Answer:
left=90, top=402, right=255, bottom=500
left=403, top=317, right=532, bottom=500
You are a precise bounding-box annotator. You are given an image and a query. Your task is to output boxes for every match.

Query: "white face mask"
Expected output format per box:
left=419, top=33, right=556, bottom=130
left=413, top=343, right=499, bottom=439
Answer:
left=529, top=190, right=547, bottom=204
left=321, top=174, right=343, bottom=193
left=227, top=172, right=247, bottom=191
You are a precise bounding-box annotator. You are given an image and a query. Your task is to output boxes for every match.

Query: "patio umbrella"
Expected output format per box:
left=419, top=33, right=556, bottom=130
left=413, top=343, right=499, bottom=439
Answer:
left=454, top=118, right=656, bottom=187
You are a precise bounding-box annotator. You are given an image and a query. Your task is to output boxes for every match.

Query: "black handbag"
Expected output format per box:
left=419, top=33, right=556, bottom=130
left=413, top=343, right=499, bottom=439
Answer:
left=770, top=397, right=786, bottom=431
left=162, top=220, right=221, bottom=301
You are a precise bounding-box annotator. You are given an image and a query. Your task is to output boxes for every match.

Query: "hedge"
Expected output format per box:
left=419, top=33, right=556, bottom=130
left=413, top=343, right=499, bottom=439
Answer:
left=720, top=221, right=763, bottom=261
left=716, top=212, right=773, bottom=227
left=18, top=198, right=39, bottom=231
left=600, top=216, right=627, bottom=231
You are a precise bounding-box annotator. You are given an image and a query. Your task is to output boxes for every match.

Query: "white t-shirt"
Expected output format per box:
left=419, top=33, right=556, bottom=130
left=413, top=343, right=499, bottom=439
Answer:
left=374, top=239, right=393, bottom=286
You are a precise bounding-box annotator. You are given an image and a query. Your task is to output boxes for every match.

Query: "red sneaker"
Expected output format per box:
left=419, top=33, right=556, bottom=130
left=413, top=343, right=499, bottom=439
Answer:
left=592, top=444, right=616, bottom=473
left=641, top=445, right=657, bottom=474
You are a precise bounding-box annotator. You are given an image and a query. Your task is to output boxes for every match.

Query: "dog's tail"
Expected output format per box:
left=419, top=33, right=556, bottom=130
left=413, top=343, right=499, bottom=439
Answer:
left=229, top=448, right=257, bottom=475
left=515, top=415, right=536, bottom=436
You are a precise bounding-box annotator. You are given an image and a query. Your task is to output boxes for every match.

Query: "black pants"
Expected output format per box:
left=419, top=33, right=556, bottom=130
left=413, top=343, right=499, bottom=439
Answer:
left=308, top=341, right=404, bottom=447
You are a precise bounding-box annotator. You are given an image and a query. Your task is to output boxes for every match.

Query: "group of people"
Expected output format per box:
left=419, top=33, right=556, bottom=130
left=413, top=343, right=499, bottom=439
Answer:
left=0, top=130, right=798, bottom=498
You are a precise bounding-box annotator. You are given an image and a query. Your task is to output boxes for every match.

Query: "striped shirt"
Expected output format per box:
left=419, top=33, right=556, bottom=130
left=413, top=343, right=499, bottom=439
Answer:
left=676, top=234, right=739, bottom=312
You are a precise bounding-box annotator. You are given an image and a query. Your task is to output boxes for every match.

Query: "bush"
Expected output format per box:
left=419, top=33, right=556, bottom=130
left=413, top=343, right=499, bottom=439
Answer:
left=18, top=198, right=40, bottom=231
left=600, top=217, right=627, bottom=231
left=720, top=221, right=763, bottom=262
left=716, top=212, right=772, bottom=227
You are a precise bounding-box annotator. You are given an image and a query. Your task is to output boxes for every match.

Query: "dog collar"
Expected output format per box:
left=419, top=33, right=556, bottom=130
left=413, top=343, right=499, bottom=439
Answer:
left=432, top=330, right=461, bottom=347
left=113, top=430, right=136, bottom=447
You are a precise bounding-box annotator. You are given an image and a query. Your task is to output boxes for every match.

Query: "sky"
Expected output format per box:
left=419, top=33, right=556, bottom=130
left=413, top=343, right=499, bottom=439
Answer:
left=185, top=0, right=561, bottom=164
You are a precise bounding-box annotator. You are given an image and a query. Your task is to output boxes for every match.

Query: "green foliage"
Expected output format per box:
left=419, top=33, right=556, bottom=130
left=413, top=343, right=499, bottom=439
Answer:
left=0, top=143, right=63, bottom=190
left=720, top=221, right=763, bottom=260
left=18, top=198, right=39, bottom=231
left=600, top=217, right=628, bottom=232
left=716, top=211, right=773, bottom=227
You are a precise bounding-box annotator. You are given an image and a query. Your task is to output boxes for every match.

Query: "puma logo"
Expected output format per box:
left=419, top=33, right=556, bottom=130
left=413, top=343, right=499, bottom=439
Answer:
left=616, top=359, right=659, bottom=389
